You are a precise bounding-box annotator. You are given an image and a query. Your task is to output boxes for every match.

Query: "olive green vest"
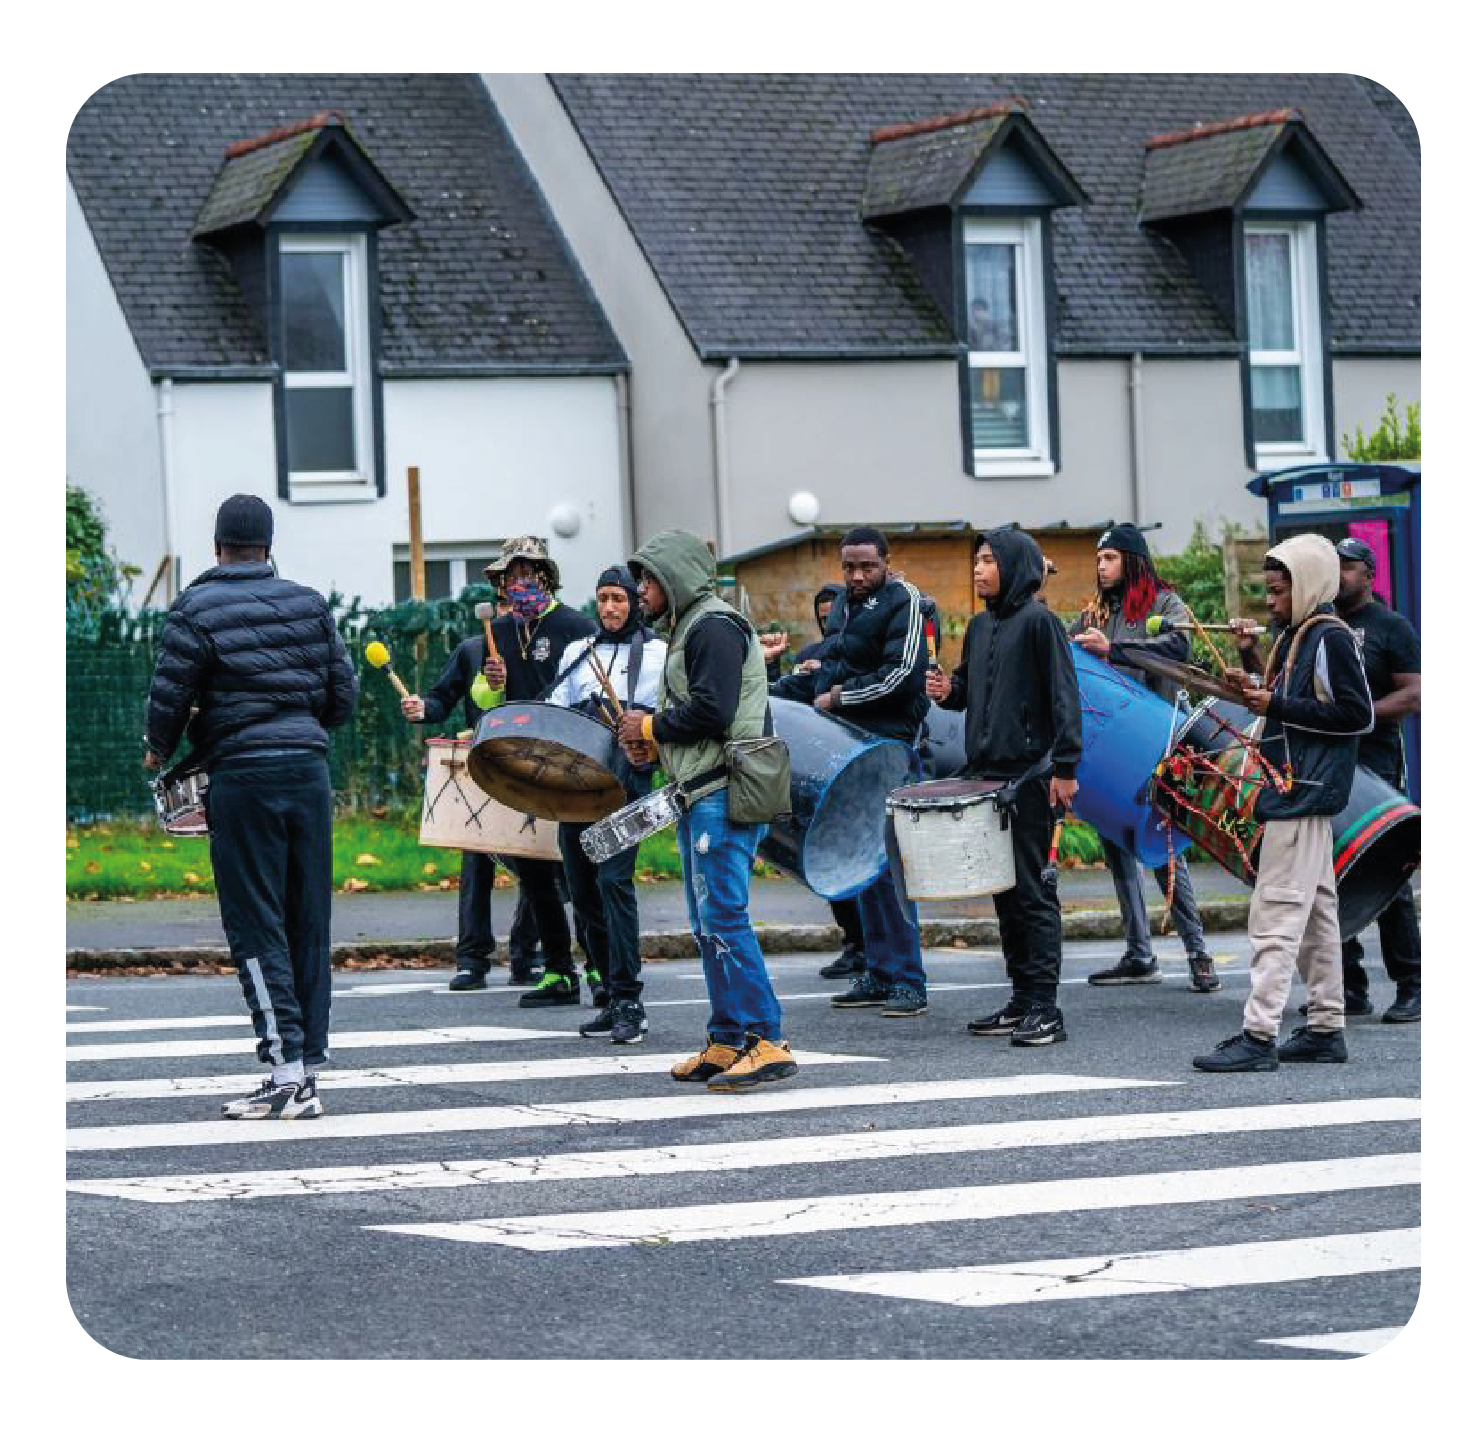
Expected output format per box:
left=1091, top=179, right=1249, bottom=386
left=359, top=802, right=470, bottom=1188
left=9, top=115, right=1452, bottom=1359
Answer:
left=657, top=594, right=768, bottom=798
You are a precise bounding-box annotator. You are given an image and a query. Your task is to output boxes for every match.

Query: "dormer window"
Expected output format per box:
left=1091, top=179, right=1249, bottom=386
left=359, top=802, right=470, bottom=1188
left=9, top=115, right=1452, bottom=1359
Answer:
left=863, top=105, right=1087, bottom=479
left=193, top=112, right=412, bottom=502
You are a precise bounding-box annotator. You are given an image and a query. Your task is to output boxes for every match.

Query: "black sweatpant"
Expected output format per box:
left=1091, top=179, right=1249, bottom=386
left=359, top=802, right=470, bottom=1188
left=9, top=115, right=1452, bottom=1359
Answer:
left=1341, top=755, right=1421, bottom=997
left=558, top=822, right=643, bottom=1002
left=208, top=753, right=333, bottom=1069
left=455, top=851, right=498, bottom=968
left=829, top=897, right=864, bottom=951
left=990, top=773, right=1063, bottom=1005
left=502, top=855, right=574, bottom=975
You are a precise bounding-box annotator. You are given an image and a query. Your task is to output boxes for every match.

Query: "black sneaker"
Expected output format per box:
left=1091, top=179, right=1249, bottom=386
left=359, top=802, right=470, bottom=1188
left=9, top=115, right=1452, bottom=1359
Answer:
left=610, top=1000, right=649, bottom=1045
left=1187, top=956, right=1221, bottom=993
left=1009, top=1006, right=1067, bottom=1047
left=831, top=972, right=891, bottom=1008
left=1383, top=989, right=1420, bottom=1023
left=221, top=1074, right=323, bottom=1120
left=448, top=968, right=488, bottom=992
left=1277, top=1025, right=1349, bottom=1064
left=1193, top=1031, right=1278, bottom=1072
left=508, top=960, right=544, bottom=987
left=819, top=945, right=867, bottom=980
left=1087, top=953, right=1162, bottom=985
left=967, top=1001, right=1028, bottom=1036
left=1299, top=993, right=1373, bottom=1017
left=518, top=972, right=581, bottom=1008
left=880, top=984, right=928, bottom=1018
left=579, top=1007, right=615, bottom=1038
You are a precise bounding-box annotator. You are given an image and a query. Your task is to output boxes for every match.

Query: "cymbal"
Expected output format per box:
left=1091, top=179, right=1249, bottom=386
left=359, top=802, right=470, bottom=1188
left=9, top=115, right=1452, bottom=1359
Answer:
left=1121, top=649, right=1241, bottom=702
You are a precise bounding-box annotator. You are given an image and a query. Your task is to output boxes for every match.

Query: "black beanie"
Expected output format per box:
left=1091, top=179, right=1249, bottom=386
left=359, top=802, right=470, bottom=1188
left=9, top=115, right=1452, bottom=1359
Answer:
left=1097, top=522, right=1149, bottom=561
left=596, top=564, right=645, bottom=639
left=215, top=494, right=274, bottom=549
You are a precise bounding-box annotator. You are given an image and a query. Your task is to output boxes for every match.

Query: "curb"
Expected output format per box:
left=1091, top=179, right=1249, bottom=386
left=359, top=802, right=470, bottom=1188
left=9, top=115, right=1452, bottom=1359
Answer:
left=66, top=898, right=1254, bottom=973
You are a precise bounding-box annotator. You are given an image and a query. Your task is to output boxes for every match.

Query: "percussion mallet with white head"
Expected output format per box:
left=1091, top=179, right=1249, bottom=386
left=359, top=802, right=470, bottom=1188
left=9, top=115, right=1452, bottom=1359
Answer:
left=364, top=640, right=411, bottom=700
left=1145, top=615, right=1267, bottom=637
left=475, top=601, right=497, bottom=660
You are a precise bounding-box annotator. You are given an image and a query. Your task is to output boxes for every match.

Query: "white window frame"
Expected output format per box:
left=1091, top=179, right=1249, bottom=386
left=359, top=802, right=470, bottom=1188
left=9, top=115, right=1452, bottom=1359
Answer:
left=280, top=232, right=376, bottom=502
left=1245, top=220, right=1328, bottom=470
left=964, top=215, right=1053, bottom=478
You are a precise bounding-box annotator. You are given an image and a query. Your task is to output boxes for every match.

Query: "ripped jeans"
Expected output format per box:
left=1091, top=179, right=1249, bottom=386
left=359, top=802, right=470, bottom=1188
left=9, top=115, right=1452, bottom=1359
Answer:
left=678, top=789, right=783, bottom=1044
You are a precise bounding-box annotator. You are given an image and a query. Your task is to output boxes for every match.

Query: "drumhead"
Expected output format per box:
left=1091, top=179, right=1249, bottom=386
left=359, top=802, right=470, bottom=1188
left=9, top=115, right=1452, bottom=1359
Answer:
left=887, top=777, right=1002, bottom=811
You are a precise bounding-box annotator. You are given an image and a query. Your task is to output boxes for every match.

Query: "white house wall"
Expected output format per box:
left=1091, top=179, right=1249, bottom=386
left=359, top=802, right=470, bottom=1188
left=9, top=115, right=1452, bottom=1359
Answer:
left=163, top=377, right=624, bottom=607
left=1332, top=358, right=1420, bottom=460
left=66, top=180, right=164, bottom=588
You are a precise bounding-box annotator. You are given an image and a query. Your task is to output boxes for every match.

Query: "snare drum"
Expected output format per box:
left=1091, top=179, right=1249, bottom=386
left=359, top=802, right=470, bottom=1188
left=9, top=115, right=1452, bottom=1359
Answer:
left=152, top=768, right=210, bottom=837
left=579, top=785, right=687, bottom=865
left=886, top=778, right=1014, bottom=899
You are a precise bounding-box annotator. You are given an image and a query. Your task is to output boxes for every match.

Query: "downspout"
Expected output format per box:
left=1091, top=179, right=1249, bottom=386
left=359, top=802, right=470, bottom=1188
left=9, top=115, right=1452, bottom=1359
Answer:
left=155, top=377, right=179, bottom=603
left=1127, top=351, right=1147, bottom=527
left=709, top=358, right=740, bottom=557
left=615, top=372, right=637, bottom=554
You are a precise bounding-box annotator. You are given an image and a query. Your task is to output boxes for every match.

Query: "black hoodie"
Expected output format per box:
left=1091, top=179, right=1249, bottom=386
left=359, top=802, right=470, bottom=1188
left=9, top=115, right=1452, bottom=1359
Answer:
left=939, top=528, right=1082, bottom=780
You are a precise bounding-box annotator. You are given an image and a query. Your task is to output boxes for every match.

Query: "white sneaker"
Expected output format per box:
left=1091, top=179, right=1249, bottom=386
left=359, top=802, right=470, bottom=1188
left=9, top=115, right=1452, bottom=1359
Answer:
left=221, top=1075, right=323, bottom=1120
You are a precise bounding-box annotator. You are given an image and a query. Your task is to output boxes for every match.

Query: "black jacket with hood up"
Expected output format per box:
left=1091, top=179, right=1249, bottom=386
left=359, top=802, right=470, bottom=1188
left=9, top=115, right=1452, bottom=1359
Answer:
left=939, top=529, right=1082, bottom=781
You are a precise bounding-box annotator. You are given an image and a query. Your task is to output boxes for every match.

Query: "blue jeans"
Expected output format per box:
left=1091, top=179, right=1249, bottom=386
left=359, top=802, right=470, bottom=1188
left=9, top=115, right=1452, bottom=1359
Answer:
left=857, top=866, right=926, bottom=994
left=678, top=790, right=783, bottom=1044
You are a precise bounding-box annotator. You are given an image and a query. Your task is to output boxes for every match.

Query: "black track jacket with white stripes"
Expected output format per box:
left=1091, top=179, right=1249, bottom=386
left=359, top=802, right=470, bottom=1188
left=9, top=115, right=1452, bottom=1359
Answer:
left=771, top=576, right=929, bottom=743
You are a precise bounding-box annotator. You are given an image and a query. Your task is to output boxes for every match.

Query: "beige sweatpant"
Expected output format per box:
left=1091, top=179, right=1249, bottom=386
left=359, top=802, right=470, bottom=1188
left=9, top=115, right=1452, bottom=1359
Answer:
left=1243, top=815, right=1345, bottom=1038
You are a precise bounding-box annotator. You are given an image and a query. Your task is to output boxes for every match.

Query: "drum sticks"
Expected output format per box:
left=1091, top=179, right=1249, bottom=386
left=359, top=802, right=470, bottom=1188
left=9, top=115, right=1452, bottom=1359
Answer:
left=583, top=643, right=625, bottom=730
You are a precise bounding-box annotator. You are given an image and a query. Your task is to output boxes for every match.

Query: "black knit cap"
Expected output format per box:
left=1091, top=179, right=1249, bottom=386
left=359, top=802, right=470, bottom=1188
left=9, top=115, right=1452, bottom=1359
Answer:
left=1096, top=522, right=1149, bottom=560
left=596, top=564, right=645, bottom=639
left=214, top=494, right=274, bottom=549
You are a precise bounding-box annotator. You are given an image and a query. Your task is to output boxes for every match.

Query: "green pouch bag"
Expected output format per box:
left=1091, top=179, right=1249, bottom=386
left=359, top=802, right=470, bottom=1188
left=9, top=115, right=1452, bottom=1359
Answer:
left=724, top=736, right=792, bottom=825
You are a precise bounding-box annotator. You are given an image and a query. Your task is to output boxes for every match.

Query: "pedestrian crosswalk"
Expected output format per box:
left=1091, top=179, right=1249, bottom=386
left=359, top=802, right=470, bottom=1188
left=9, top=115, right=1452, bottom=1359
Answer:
left=66, top=971, right=1421, bottom=1357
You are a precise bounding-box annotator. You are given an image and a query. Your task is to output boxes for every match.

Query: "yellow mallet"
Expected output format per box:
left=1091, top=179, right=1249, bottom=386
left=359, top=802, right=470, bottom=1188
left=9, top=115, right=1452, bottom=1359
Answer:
left=364, top=640, right=411, bottom=700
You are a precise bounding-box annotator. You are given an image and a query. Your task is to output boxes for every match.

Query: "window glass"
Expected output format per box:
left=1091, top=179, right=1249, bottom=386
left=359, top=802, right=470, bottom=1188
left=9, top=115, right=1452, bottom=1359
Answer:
left=970, top=367, right=1028, bottom=449
left=282, top=252, right=347, bottom=371
left=286, top=387, right=356, bottom=472
left=1251, top=365, right=1303, bottom=443
left=1246, top=232, right=1295, bottom=351
left=393, top=560, right=452, bottom=604
left=965, top=244, right=1019, bottom=352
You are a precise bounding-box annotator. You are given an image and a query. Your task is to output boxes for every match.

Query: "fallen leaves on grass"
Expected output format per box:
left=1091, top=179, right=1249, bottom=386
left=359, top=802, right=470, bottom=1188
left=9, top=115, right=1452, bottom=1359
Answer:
left=355, top=853, right=381, bottom=866
left=342, top=878, right=370, bottom=893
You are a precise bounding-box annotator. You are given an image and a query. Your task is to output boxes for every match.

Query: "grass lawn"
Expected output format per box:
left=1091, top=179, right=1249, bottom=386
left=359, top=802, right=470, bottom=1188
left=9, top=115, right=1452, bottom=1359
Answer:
left=67, top=811, right=687, bottom=900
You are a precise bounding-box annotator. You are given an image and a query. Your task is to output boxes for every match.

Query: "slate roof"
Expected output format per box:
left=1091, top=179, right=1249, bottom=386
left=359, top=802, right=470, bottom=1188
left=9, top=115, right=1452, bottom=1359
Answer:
left=550, top=73, right=1420, bottom=358
left=68, top=74, right=625, bottom=376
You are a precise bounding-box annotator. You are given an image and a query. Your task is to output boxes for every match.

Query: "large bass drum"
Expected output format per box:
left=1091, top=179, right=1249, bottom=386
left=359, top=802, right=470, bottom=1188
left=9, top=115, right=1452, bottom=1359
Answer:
left=760, top=698, right=915, bottom=901
left=467, top=703, right=627, bottom=823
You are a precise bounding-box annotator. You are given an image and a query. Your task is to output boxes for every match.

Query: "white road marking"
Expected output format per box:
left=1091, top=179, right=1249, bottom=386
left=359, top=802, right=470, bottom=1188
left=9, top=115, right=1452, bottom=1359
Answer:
left=65, top=1074, right=1164, bottom=1152
left=67, top=1097, right=1418, bottom=1204
left=66, top=1004, right=108, bottom=1012
left=66, top=1049, right=881, bottom=1102
left=783, top=1229, right=1420, bottom=1309
left=64, top=1025, right=574, bottom=1063
left=1259, top=1327, right=1406, bottom=1355
left=368, top=1154, right=1419, bottom=1251
left=68, top=1015, right=252, bottom=1034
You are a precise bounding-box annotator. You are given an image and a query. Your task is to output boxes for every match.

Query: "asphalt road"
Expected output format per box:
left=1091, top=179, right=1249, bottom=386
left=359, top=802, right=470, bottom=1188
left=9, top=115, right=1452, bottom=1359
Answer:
left=66, top=939, right=1420, bottom=1360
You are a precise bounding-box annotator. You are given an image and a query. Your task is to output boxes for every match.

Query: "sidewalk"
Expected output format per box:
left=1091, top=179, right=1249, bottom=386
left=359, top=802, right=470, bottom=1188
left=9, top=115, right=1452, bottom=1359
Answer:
left=67, top=866, right=1260, bottom=969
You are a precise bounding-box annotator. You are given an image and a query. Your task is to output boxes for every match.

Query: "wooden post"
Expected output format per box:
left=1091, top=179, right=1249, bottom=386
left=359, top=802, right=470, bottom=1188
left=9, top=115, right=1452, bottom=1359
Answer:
left=407, top=465, right=426, bottom=602
left=1222, top=530, right=1241, bottom=621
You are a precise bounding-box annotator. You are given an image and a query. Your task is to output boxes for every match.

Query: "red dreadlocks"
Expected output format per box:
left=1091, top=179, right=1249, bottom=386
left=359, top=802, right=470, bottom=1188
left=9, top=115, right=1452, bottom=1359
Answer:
left=1080, top=551, right=1172, bottom=627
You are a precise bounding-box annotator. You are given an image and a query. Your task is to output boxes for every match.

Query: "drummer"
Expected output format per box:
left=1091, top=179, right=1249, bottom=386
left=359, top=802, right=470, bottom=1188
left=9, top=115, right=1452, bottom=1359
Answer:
left=1068, top=524, right=1220, bottom=994
left=771, top=528, right=932, bottom=1017
left=544, top=566, right=667, bottom=1044
left=618, top=529, right=797, bottom=1091
left=1194, top=535, right=1373, bottom=1072
left=925, top=528, right=1081, bottom=1046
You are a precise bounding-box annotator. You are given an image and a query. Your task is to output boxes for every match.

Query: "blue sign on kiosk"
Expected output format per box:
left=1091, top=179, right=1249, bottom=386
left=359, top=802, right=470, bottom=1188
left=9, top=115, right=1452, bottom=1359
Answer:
left=1246, top=462, right=1421, bottom=800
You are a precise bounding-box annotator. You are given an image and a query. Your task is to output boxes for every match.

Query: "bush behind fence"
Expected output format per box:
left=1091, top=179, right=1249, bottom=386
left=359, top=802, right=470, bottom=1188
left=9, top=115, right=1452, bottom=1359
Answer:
left=67, top=588, right=502, bottom=824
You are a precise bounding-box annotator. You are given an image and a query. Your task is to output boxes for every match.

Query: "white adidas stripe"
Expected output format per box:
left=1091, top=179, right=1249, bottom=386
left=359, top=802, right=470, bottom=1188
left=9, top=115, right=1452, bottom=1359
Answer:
left=64, top=1073, right=1164, bottom=1152
left=1260, top=1327, right=1406, bottom=1355
left=64, top=1025, right=574, bottom=1063
left=367, top=1153, right=1419, bottom=1251
left=66, top=1097, right=1419, bottom=1204
left=783, top=1229, right=1421, bottom=1309
left=66, top=1050, right=881, bottom=1103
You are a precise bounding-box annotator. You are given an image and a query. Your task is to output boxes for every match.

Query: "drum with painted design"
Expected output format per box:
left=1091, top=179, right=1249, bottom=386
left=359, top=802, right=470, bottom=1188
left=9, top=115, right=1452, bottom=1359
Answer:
left=421, top=737, right=559, bottom=859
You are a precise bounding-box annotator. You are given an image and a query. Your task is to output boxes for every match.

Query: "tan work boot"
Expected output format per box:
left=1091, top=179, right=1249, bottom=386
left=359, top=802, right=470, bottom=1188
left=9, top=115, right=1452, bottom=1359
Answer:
left=670, top=1042, right=742, bottom=1082
left=707, top=1037, right=798, bottom=1093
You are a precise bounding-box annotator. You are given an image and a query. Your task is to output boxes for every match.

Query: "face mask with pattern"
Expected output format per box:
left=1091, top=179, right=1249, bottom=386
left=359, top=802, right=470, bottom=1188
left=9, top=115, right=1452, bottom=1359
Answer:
left=505, top=581, right=549, bottom=619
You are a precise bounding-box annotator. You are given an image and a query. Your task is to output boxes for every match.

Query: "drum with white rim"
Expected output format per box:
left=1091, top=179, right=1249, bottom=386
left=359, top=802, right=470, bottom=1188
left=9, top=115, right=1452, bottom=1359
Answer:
left=152, top=768, right=210, bottom=837
left=421, top=737, right=560, bottom=859
left=886, top=778, right=1015, bottom=899
left=579, top=784, right=688, bottom=865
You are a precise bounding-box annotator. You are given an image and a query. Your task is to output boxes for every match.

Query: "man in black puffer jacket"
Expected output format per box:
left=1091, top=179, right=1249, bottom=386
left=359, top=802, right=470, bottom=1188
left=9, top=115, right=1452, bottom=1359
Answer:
left=144, top=495, right=357, bottom=1120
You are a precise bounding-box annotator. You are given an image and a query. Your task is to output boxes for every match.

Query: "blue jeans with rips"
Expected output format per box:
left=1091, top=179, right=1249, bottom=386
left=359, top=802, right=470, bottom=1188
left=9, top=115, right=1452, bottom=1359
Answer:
left=678, top=789, right=783, bottom=1044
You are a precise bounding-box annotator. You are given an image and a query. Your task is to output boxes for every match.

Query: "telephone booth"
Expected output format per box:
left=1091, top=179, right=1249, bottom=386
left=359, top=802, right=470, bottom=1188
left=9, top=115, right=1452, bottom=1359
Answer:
left=1246, top=462, right=1420, bottom=799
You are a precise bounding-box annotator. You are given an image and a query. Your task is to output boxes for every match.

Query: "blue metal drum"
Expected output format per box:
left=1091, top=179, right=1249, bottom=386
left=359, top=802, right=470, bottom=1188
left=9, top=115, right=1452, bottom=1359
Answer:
left=1071, top=646, right=1191, bottom=866
left=761, top=697, right=916, bottom=901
